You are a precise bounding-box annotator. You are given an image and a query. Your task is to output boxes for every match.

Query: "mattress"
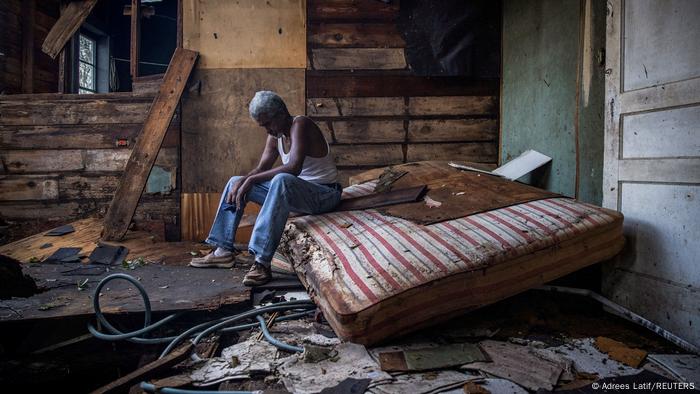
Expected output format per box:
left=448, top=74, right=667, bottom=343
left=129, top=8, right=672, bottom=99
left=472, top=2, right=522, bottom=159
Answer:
left=280, top=180, right=625, bottom=345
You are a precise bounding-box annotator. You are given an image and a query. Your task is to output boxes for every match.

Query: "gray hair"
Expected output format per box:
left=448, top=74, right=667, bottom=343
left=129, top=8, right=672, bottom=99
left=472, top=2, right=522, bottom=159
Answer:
left=248, top=91, right=288, bottom=121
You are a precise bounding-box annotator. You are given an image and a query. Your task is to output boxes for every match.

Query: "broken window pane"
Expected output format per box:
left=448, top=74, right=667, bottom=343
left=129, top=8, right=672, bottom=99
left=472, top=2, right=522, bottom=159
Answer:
left=79, top=61, right=95, bottom=91
left=78, top=33, right=97, bottom=94
left=78, top=88, right=94, bottom=94
left=79, top=34, right=95, bottom=65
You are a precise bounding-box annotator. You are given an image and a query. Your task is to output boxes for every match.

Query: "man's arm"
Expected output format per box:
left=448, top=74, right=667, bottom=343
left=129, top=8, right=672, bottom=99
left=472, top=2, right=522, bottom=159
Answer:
left=234, top=121, right=308, bottom=207
left=249, top=135, right=281, bottom=176
left=225, top=135, right=280, bottom=204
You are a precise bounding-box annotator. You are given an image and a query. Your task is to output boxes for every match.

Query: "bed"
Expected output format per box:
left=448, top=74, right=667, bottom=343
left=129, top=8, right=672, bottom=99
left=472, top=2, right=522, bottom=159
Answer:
left=279, top=162, right=624, bottom=345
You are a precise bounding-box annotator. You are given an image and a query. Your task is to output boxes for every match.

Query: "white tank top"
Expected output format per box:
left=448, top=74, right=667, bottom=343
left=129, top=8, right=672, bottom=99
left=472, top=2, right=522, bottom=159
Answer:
left=277, top=117, right=338, bottom=184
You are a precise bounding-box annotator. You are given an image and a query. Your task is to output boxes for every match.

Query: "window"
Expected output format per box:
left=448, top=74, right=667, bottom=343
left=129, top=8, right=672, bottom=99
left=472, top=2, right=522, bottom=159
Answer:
left=78, top=34, right=97, bottom=94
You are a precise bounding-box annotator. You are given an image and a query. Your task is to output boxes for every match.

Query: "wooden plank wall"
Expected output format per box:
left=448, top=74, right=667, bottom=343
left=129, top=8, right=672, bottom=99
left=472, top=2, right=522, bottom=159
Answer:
left=306, top=0, right=500, bottom=185
left=0, top=93, right=181, bottom=240
left=0, top=0, right=60, bottom=94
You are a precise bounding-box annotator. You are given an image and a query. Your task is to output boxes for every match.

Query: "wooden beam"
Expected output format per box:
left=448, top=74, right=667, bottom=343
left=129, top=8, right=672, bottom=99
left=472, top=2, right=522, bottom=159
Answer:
left=130, top=0, right=141, bottom=78
left=57, top=49, right=67, bottom=93
left=41, top=0, right=98, bottom=59
left=102, top=48, right=197, bottom=241
left=21, top=0, right=35, bottom=93
left=176, top=0, right=183, bottom=48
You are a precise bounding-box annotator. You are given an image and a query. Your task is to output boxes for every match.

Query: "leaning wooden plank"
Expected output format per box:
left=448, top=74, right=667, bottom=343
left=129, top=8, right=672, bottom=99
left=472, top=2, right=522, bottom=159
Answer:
left=90, top=343, right=193, bottom=394
left=102, top=48, right=197, bottom=241
left=41, top=0, right=98, bottom=59
left=336, top=185, right=427, bottom=211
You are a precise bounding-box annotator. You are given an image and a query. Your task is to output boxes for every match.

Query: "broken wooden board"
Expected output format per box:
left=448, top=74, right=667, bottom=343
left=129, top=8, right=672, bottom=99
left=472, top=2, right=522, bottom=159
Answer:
left=91, top=343, right=193, bottom=394
left=102, top=48, right=197, bottom=241
left=0, top=218, right=205, bottom=265
left=360, top=161, right=560, bottom=225
left=335, top=185, right=427, bottom=212
left=0, top=262, right=250, bottom=321
left=41, top=0, right=99, bottom=59
left=595, top=336, right=648, bottom=368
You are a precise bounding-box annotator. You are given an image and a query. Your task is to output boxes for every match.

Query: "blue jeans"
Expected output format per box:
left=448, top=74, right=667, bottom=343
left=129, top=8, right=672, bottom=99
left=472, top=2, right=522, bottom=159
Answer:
left=205, top=173, right=342, bottom=267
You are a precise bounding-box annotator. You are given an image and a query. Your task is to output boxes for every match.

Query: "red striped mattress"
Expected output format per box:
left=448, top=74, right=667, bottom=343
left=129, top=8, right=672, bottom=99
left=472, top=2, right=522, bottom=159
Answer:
left=281, top=180, right=624, bottom=344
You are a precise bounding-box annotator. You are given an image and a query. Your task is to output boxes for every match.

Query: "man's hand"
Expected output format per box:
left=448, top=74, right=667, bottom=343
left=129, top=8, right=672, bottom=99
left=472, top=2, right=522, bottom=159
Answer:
left=235, top=179, right=253, bottom=208
left=226, top=177, right=246, bottom=204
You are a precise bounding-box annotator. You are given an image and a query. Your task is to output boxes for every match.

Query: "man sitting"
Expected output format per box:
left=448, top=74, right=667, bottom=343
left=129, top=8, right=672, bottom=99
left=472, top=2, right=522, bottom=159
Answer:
left=189, top=91, right=342, bottom=286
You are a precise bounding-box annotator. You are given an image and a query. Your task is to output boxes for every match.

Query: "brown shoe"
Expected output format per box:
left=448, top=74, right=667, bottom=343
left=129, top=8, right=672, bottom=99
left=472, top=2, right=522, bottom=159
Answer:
left=189, top=251, right=235, bottom=268
left=242, top=263, right=272, bottom=286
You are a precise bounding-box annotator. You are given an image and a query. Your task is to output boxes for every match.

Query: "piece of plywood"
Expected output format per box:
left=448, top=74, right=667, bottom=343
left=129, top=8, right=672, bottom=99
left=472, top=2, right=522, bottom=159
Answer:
left=181, top=68, right=304, bottom=193
left=180, top=192, right=259, bottom=243
left=41, top=0, right=98, bottom=59
left=312, top=48, right=406, bottom=70
left=102, top=48, right=197, bottom=241
left=182, top=0, right=306, bottom=69
left=372, top=161, right=560, bottom=225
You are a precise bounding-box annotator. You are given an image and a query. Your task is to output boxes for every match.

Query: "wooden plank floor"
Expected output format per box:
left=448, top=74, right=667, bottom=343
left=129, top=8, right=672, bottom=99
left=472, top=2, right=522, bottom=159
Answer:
left=0, top=218, right=208, bottom=265
left=0, top=218, right=252, bottom=321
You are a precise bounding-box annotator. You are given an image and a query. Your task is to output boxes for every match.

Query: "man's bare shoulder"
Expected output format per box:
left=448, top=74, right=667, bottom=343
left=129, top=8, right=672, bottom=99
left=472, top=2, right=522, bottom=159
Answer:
left=292, top=115, right=316, bottom=128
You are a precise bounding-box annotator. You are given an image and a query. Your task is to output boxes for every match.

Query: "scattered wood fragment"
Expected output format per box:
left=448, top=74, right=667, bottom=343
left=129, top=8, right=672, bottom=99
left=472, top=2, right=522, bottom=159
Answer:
left=594, top=336, right=647, bottom=368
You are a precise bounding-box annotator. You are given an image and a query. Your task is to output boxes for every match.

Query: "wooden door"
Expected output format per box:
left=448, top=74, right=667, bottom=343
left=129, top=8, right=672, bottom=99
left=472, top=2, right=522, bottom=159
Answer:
left=603, top=0, right=700, bottom=348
